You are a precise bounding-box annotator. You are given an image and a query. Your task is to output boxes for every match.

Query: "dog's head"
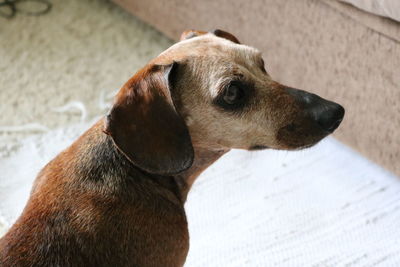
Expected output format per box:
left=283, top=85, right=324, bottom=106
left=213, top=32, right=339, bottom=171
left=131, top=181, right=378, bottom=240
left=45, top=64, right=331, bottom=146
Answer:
left=105, top=29, right=344, bottom=175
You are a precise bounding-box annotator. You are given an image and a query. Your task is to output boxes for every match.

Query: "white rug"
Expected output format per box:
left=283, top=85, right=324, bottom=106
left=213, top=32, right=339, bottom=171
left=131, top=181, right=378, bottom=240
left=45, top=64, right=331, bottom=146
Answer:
left=185, top=139, right=400, bottom=266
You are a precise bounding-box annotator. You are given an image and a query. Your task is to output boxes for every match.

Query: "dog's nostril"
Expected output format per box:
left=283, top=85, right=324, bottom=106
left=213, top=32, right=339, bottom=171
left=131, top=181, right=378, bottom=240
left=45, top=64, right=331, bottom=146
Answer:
left=315, top=104, right=345, bottom=133
left=327, top=118, right=343, bottom=132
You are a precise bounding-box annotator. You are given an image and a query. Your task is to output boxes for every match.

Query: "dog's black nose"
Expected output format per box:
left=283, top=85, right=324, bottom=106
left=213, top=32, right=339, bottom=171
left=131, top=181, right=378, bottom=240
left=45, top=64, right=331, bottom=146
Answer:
left=284, top=87, right=345, bottom=133
left=313, top=102, right=345, bottom=133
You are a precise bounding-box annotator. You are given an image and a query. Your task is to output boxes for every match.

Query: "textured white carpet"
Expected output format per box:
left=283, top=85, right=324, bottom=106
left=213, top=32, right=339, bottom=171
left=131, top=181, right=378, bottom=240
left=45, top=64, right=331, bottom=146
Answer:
left=185, top=140, right=400, bottom=266
left=1, top=0, right=400, bottom=266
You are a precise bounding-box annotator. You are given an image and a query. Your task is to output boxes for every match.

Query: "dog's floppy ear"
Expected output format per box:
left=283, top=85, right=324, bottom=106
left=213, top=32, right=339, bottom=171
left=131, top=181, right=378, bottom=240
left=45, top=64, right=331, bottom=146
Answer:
left=212, top=29, right=240, bottom=44
left=104, top=62, right=194, bottom=175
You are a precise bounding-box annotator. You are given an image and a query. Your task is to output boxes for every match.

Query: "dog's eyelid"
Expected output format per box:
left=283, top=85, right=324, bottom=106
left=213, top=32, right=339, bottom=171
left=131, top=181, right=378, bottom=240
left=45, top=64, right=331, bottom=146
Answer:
left=231, top=72, right=244, bottom=78
left=232, top=73, right=250, bottom=85
left=226, top=80, right=254, bottom=96
left=216, top=75, right=248, bottom=96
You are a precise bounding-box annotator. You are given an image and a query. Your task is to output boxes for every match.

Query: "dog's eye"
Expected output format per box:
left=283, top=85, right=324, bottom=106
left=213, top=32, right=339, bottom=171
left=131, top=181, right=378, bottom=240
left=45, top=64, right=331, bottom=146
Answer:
left=223, top=82, right=245, bottom=105
left=214, top=81, right=250, bottom=111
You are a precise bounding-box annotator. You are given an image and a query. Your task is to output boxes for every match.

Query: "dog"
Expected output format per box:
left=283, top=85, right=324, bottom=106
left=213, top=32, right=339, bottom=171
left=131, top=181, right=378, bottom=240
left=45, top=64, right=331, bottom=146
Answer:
left=0, top=29, right=344, bottom=266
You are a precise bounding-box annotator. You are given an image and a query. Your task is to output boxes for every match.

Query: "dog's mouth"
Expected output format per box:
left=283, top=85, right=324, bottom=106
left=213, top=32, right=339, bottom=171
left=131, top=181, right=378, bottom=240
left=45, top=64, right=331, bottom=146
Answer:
left=248, top=105, right=344, bottom=152
left=276, top=113, right=343, bottom=150
left=248, top=145, right=269, bottom=151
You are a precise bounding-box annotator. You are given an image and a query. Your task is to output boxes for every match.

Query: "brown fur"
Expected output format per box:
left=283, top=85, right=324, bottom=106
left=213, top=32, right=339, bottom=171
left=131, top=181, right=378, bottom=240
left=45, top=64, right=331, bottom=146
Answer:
left=0, top=29, right=344, bottom=266
left=0, top=120, right=189, bottom=266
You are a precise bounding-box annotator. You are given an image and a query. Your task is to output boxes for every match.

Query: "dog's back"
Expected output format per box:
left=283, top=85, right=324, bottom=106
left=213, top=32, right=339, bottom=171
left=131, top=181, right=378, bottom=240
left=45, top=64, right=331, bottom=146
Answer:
left=0, top=121, right=189, bottom=267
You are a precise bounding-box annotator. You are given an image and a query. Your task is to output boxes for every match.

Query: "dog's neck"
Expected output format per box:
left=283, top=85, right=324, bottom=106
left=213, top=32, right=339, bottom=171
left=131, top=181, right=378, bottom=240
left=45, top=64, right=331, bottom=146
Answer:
left=174, top=146, right=229, bottom=201
left=84, top=120, right=228, bottom=203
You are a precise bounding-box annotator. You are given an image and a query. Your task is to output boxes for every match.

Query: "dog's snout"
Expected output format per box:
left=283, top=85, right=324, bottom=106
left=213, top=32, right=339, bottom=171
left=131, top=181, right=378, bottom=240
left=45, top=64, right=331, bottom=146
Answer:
left=284, top=87, right=345, bottom=133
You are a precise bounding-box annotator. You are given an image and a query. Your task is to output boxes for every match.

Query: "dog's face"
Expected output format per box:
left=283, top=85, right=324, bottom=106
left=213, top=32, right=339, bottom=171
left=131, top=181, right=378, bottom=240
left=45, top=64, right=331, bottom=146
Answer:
left=156, top=30, right=344, bottom=151
left=105, top=30, right=344, bottom=175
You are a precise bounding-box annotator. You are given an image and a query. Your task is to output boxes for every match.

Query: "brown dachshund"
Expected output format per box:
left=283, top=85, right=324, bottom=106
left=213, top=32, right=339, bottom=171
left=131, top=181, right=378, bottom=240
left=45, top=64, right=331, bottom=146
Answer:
left=0, top=29, right=344, bottom=266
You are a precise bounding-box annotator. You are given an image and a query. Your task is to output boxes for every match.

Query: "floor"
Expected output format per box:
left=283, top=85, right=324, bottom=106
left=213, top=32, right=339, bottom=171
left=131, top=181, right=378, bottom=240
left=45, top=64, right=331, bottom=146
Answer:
left=0, top=0, right=172, bottom=138
left=1, top=0, right=400, bottom=266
